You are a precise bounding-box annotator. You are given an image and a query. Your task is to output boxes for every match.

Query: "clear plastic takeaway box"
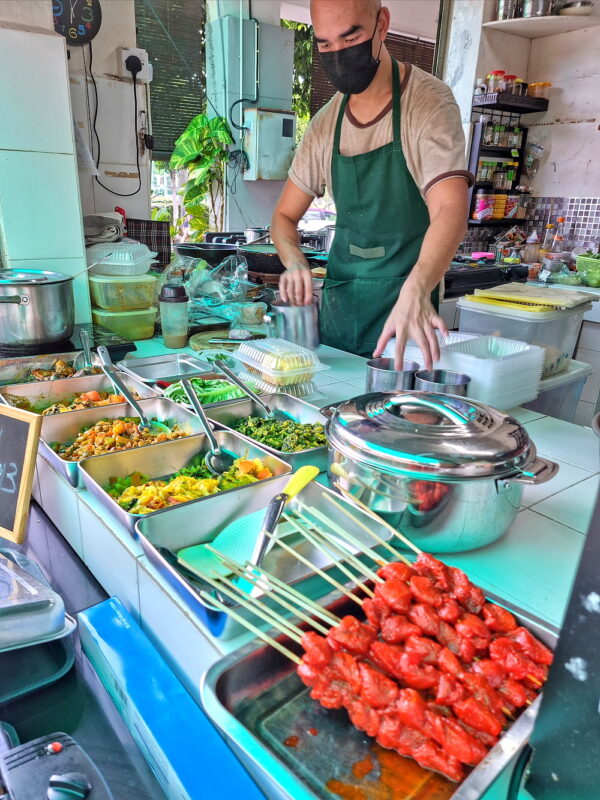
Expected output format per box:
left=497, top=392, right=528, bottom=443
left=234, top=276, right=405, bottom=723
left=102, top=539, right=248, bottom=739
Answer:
left=233, top=338, right=329, bottom=386
left=457, top=296, right=592, bottom=378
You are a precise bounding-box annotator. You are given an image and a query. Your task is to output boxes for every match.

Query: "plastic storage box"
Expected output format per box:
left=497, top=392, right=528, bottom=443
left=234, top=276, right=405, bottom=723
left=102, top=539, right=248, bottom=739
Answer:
left=235, top=370, right=318, bottom=398
left=89, top=274, right=157, bottom=310
left=523, top=360, right=593, bottom=422
left=383, top=331, right=479, bottom=366
left=92, top=306, right=158, bottom=340
left=457, top=296, right=592, bottom=377
left=233, top=338, right=329, bottom=386
left=86, top=240, right=157, bottom=276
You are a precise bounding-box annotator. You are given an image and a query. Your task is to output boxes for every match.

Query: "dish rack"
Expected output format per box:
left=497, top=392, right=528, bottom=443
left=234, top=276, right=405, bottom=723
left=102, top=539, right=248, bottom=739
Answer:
left=438, top=335, right=545, bottom=409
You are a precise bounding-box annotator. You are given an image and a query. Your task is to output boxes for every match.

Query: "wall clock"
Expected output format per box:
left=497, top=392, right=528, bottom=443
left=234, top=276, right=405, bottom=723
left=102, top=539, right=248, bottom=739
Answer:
left=53, top=0, right=102, bottom=46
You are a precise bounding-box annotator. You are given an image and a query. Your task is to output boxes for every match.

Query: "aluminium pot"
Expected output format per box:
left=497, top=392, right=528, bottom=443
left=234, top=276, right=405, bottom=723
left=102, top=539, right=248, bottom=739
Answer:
left=0, top=270, right=74, bottom=348
left=322, top=391, right=559, bottom=553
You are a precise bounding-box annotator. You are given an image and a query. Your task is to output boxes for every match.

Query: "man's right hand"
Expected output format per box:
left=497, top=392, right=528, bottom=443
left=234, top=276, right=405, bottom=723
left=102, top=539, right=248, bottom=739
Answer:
left=279, top=262, right=314, bottom=306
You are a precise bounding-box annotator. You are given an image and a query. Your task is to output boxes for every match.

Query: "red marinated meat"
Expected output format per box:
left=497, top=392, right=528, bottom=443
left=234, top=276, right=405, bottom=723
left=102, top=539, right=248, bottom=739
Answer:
left=346, top=699, right=381, bottom=738
left=424, top=710, right=488, bottom=766
left=362, top=598, right=380, bottom=628
left=395, top=687, right=427, bottom=728
left=439, top=647, right=463, bottom=677
left=448, top=567, right=472, bottom=605
left=380, top=614, right=421, bottom=644
left=465, top=585, right=486, bottom=614
left=327, top=615, right=377, bottom=657
left=490, top=638, right=548, bottom=685
left=482, top=602, right=518, bottom=634
left=408, top=603, right=441, bottom=637
left=370, top=641, right=441, bottom=690
left=374, top=579, right=412, bottom=614
left=438, top=620, right=462, bottom=654
left=436, top=674, right=466, bottom=706
left=508, top=627, right=553, bottom=666
left=358, top=662, right=399, bottom=708
left=410, top=575, right=443, bottom=607
left=472, top=659, right=505, bottom=689
left=329, top=652, right=362, bottom=695
left=456, top=613, right=492, bottom=644
left=377, top=562, right=415, bottom=582
left=460, top=673, right=506, bottom=719
left=453, top=697, right=503, bottom=737
left=414, top=553, right=451, bottom=591
left=459, top=637, right=477, bottom=664
left=498, top=679, right=528, bottom=708
left=405, top=634, right=442, bottom=665
left=301, top=631, right=333, bottom=668
left=410, top=736, right=464, bottom=783
left=439, top=598, right=461, bottom=623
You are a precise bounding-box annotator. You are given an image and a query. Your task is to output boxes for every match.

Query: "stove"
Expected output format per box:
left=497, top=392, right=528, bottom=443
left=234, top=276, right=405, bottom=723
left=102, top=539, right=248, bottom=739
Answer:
left=444, top=261, right=529, bottom=299
left=0, top=323, right=137, bottom=361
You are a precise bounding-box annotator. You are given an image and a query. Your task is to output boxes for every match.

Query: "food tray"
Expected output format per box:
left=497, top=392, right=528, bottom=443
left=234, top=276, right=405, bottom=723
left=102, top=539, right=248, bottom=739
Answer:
left=202, top=592, right=558, bottom=798
left=38, top=397, right=205, bottom=488
left=117, top=353, right=211, bottom=384
left=207, top=394, right=329, bottom=472
left=234, top=338, right=329, bottom=386
left=79, top=431, right=291, bottom=533
left=158, top=373, right=265, bottom=409
left=0, top=372, right=158, bottom=413
left=134, top=481, right=395, bottom=639
left=0, top=352, right=85, bottom=387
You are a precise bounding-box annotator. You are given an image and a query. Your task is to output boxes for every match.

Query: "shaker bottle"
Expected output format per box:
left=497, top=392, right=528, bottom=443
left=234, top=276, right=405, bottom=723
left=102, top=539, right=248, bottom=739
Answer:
left=159, top=283, right=189, bottom=349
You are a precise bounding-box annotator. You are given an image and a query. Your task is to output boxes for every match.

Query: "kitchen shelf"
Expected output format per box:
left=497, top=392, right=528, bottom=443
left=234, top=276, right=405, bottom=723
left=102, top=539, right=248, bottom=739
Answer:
left=480, top=145, right=520, bottom=155
left=483, top=15, right=600, bottom=39
left=473, top=93, right=548, bottom=114
left=468, top=219, right=527, bottom=226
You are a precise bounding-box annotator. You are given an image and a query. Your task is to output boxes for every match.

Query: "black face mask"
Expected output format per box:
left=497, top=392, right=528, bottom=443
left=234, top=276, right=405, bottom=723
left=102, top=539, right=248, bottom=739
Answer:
left=318, top=14, right=383, bottom=95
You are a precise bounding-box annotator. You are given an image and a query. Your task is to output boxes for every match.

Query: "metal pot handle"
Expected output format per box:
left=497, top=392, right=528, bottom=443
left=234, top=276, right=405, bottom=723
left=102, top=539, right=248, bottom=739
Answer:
left=319, top=401, right=345, bottom=419
left=508, top=456, right=559, bottom=485
left=0, top=295, right=29, bottom=305
left=385, top=394, right=471, bottom=425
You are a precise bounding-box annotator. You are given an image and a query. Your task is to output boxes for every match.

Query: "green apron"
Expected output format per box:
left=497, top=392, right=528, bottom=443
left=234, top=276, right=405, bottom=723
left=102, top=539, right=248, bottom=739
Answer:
left=320, top=59, right=434, bottom=357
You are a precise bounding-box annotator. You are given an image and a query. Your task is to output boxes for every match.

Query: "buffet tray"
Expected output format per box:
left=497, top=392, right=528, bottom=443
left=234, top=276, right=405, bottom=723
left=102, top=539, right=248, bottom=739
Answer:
left=0, top=372, right=158, bottom=412
left=202, top=592, right=558, bottom=799
left=0, top=351, right=84, bottom=386
left=207, top=394, right=329, bottom=472
left=117, top=353, right=211, bottom=384
left=134, top=481, right=395, bottom=639
left=38, top=397, right=205, bottom=488
left=79, top=431, right=292, bottom=533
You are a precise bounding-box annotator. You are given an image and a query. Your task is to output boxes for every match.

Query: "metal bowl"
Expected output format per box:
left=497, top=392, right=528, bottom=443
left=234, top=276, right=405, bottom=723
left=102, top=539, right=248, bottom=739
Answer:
left=365, top=358, right=419, bottom=392
left=414, top=369, right=471, bottom=396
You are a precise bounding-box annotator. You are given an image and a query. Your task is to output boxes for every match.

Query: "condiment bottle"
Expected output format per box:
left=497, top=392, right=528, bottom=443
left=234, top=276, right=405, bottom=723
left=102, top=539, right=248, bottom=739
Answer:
left=523, top=231, right=540, bottom=263
left=539, top=223, right=555, bottom=256
left=158, top=283, right=189, bottom=349
left=550, top=217, right=566, bottom=255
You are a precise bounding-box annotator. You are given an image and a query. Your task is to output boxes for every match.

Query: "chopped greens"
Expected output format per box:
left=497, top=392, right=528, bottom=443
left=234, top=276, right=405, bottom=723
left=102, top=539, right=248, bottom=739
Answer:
left=164, top=377, right=251, bottom=406
left=234, top=416, right=326, bottom=453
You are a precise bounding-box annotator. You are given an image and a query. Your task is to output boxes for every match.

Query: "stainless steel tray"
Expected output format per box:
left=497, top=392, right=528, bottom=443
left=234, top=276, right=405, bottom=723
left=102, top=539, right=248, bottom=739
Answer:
left=0, top=372, right=158, bottom=412
left=207, top=394, right=328, bottom=472
left=134, top=481, right=395, bottom=639
left=202, top=594, right=559, bottom=800
left=117, top=353, right=211, bottom=384
left=79, top=431, right=291, bottom=533
left=38, top=397, right=205, bottom=488
left=0, top=351, right=84, bottom=387
left=154, top=371, right=270, bottom=409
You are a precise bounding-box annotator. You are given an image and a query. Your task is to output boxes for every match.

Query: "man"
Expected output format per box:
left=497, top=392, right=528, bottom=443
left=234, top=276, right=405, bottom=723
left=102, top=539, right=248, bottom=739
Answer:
left=271, top=0, right=472, bottom=368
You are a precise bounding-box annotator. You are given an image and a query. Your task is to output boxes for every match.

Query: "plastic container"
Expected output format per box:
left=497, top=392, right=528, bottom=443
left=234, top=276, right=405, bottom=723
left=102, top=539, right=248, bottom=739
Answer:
left=382, top=331, right=480, bottom=365
left=457, top=296, right=592, bottom=377
left=527, top=82, right=552, bottom=99
left=488, top=70, right=505, bottom=92
left=159, top=283, right=189, bottom=349
left=522, top=0, right=553, bottom=15
left=89, top=274, right=158, bottom=310
left=501, top=74, right=516, bottom=93
left=235, top=370, right=318, bottom=398
left=92, top=306, right=158, bottom=340
left=86, top=240, right=158, bottom=276
left=472, top=190, right=494, bottom=221
left=233, top=338, right=329, bottom=386
left=523, top=360, right=593, bottom=422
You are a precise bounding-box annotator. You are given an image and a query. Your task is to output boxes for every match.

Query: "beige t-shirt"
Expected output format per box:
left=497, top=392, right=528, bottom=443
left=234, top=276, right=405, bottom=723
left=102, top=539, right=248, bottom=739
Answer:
left=289, top=63, right=473, bottom=200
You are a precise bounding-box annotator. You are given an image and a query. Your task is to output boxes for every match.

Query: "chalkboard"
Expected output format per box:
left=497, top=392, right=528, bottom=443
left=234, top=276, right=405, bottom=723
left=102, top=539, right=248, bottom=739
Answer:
left=0, top=405, right=41, bottom=544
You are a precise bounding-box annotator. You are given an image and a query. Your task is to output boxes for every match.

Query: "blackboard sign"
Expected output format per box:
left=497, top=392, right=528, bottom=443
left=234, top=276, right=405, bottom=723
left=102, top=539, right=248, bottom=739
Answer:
left=0, top=405, right=41, bottom=543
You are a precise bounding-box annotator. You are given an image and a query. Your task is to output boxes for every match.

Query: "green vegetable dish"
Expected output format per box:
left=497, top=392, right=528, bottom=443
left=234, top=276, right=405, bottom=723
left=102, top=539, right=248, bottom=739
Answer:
left=234, top=416, right=326, bottom=453
left=164, top=377, right=251, bottom=406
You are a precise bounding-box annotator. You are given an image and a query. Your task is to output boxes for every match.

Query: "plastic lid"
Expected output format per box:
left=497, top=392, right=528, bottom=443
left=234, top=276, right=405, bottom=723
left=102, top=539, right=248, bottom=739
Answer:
left=159, top=283, right=189, bottom=303
left=490, top=70, right=505, bottom=75
left=503, top=74, right=517, bottom=79
left=529, top=82, right=552, bottom=88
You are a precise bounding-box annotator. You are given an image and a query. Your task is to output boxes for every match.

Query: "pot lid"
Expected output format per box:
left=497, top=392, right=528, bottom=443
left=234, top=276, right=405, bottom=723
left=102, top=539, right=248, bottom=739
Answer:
left=326, top=392, right=534, bottom=480
left=0, top=269, right=71, bottom=285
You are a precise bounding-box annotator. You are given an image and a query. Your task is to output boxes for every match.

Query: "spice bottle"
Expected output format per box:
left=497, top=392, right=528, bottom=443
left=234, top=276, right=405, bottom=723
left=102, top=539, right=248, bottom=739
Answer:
left=539, top=223, right=555, bottom=256
left=523, top=231, right=540, bottom=263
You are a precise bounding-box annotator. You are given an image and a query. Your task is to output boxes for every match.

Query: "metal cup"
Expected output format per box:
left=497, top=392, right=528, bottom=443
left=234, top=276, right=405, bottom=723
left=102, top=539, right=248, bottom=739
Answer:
left=414, top=370, right=471, bottom=396
left=263, top=301, right=320, bottom=350
left=366, top=359, right=419, bottom=393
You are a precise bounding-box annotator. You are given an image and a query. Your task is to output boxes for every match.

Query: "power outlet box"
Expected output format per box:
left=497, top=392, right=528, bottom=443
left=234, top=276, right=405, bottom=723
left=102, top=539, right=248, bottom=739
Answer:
left=117, top=46, right=151, bottom=82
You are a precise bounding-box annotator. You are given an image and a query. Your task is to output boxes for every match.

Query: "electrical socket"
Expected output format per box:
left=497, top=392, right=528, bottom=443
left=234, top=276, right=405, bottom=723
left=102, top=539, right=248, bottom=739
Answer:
left=117, top=46, right=150, bottom=82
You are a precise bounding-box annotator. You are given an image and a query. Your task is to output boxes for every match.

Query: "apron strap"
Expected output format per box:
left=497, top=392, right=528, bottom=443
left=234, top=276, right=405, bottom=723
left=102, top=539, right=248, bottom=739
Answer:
left=333, top=95, right=349, bottom=155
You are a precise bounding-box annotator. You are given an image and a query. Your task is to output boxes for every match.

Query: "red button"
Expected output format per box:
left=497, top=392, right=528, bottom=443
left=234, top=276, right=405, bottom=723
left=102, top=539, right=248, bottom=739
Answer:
left=47, top=742, right=63, bottom=754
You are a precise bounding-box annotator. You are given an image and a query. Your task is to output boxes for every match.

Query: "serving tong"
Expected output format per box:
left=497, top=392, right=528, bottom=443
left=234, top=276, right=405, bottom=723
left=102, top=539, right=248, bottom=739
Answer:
left=213, top=359, right=291, bottom=421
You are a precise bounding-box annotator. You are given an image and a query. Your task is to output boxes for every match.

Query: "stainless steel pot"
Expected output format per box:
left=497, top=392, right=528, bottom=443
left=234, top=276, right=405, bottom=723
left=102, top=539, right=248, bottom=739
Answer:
left=318, top=225, right=336, bottom=252
left=263, top=300, right=320, bottom=350
left=322, top=392, right=559, bottom=552
left=244, top=227, right=271, bottom=244
left=0, top=270, right=74, bottom=347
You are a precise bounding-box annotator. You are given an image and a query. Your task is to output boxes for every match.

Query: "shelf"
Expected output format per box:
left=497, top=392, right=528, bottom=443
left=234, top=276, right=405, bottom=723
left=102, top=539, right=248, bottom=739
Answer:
left=472, top=93, right=548, bottom=114
left=468, top=219, right=527, bottom=226
left=480, top=145, right=521, bottom=155
left=483, top=14, right=600, bottom=38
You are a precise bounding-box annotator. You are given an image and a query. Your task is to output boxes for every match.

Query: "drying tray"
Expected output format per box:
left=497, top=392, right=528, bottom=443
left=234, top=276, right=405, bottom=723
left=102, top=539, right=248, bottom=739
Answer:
left=134, top=481, right=395, bottom=639
left=473, top=283, right=593, bottom=310
left=117, top=353, right=211, bottom=384
left=0, top=352, right=88, bottom=387
left=202, top=591, right=558, bottom=799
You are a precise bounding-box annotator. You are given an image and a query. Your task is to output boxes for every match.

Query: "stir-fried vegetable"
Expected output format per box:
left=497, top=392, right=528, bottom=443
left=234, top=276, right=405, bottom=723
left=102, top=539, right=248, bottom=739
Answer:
left=39, top=390, right=134, bottom=415
left=164, top=377, right=251, bottom=406
left=106, top=457, right=273, bottom=514
left=234, top=416, right=326, bottom=452
left=50, top=417, right=187, bottom=461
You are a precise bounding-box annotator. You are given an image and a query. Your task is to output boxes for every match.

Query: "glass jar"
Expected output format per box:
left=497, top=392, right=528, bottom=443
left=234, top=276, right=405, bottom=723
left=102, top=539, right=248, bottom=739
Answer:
left=502, top=74, right=517, bottom=93
left=527, top=81, right=552, bottom=98
left=493, top=168, right=507, bottom=190
left=522, top=0, right=553, bottom=17
left=488, top=70, right=505, bottom=93
left=514, top=79, right=527, bottom=96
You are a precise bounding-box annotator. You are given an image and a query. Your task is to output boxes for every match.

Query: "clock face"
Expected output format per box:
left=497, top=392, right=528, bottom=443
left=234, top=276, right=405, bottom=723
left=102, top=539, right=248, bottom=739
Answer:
left=53, top=0, right=102, bottom=46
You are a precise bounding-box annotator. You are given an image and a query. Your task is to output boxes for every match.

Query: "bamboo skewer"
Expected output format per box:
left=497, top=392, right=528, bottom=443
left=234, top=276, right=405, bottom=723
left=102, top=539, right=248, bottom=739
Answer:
left=198, top=591, right=302, bottom=665
left=293, top=505, right=383, bottom=583
left=332, top=482, right=423, bottom=557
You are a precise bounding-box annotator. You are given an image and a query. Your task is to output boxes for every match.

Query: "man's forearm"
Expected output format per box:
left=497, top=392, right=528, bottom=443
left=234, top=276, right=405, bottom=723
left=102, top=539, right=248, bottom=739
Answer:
left=404, top=203, right=467, bottom=293
left=271, top=211, right=309, bottom=270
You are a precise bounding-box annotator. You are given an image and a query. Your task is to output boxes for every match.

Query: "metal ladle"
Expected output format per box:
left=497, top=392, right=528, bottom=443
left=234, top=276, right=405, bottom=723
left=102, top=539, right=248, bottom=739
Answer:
left=97, top=346, right=171, bottom=434
left=181, top=378, right=234, bottom=476
left=73, top=328, right=101, bottom=376
left=213, top=359, right=291, bottom=421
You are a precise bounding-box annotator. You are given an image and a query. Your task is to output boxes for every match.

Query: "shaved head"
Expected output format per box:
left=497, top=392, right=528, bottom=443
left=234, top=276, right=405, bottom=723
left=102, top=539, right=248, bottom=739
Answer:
left=310, top=0, right=388, bottom=52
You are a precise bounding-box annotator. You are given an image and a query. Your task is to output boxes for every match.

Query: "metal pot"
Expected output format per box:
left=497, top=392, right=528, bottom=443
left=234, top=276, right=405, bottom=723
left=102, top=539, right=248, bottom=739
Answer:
left=322, top=392, right=558, bottom=553
left=244, top=227, right=271, bottom=244
left=263, top=300, right=320, bottom=350
left=318, top=225, right=336, bottom=252
left=237, top=243, right=322, bottom=274
left=0, top=269, right=74, bottom=348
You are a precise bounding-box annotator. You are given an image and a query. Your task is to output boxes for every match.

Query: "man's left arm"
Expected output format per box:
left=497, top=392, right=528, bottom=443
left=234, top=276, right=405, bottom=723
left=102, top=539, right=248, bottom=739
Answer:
left=373, top=177, right=469, bottom=369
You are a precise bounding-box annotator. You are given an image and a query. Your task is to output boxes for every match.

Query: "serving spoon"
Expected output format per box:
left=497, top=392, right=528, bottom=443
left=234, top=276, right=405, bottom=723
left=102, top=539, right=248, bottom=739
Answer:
left=181, top=378, right=234, bottom=476
left=213, top=359, right=291, bottom=421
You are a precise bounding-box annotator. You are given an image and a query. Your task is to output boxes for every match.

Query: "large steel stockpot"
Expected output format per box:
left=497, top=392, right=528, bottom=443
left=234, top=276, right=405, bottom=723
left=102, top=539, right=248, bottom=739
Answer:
left=0, top=270, right=74, bottom=347
left=323, top=391, right=559, bottom=552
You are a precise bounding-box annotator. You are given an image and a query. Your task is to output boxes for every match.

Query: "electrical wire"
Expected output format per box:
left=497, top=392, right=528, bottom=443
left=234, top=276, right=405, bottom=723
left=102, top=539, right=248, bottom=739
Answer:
left=88, top=41, right=142, bottom=197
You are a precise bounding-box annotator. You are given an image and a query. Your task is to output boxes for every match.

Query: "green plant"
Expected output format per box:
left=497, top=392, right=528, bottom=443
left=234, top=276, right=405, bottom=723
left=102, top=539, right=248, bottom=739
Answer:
left=170, top=114, right=233, bottom=236
left=282, top=20, right=314, bottom=140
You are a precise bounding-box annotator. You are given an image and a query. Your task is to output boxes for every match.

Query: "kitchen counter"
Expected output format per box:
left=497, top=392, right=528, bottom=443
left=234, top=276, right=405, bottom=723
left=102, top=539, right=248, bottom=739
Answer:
left=31, top=336, right=599, bottom=800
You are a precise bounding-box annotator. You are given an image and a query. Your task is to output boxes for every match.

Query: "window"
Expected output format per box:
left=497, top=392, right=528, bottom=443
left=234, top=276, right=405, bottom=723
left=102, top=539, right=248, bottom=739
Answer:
left=135, top=0, right=205, bottom=160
